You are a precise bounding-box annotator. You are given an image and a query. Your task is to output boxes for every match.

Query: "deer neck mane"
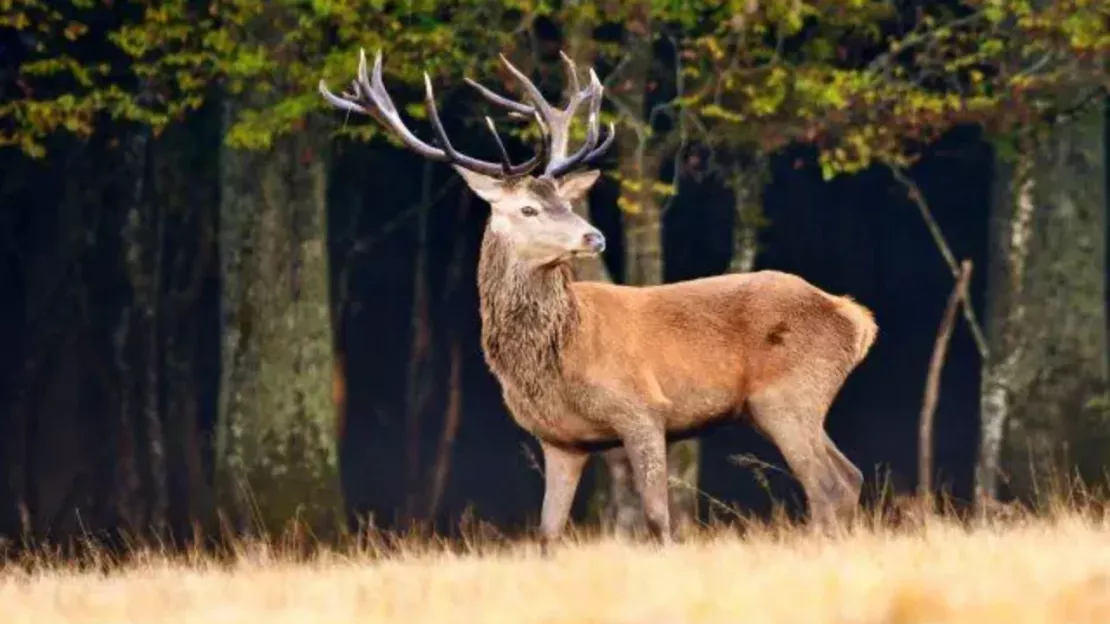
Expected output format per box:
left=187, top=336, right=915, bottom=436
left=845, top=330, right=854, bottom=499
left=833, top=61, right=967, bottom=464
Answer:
left=476, top=225, right=580, bottom=401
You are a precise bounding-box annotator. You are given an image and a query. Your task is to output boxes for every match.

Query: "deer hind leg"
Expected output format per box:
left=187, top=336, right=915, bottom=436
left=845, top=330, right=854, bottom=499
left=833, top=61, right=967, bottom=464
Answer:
left=748, top=388, right=859, bottom=530
left=823, top=431, right=863, bottom=519
left=619, top=423, right=673, bottom=545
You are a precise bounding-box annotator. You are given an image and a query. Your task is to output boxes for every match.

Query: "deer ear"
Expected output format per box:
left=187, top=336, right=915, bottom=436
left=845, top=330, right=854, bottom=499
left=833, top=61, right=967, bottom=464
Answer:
left=556, top=169, right=601, bottom=202
left=453, top=166, right=506, bottom=203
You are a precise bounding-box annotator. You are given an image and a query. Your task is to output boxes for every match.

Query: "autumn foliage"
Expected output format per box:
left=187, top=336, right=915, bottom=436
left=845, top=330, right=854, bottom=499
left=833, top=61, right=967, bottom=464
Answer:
left=4, top=0, right=1109, bottom=179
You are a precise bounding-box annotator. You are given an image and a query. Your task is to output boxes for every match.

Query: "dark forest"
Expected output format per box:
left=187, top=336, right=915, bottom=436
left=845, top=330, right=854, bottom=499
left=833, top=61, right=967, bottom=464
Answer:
left=1, top=0, right=1108, bottom=554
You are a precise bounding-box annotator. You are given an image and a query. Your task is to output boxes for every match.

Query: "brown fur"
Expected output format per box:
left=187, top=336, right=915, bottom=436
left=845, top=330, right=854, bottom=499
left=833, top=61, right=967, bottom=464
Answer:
left=477, top=221, right=877, bottom=544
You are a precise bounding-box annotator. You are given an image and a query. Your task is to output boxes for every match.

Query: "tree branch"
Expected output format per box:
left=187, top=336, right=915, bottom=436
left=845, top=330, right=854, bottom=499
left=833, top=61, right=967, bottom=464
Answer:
left=919, top=259, right=972, bottom=499
left=886, top=163, right=989, bottom=360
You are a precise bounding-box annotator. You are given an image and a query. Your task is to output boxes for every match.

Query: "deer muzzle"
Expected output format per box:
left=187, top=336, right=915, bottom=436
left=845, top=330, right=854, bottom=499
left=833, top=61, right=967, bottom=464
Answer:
left=581, top=231, right=606, bottom=255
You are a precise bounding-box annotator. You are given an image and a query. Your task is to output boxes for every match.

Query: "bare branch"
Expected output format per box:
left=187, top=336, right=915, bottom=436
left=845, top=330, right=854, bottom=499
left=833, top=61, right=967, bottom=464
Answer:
left=919, top=259, right=973, bottom=498
left=887, top=164, right=989, bottom=360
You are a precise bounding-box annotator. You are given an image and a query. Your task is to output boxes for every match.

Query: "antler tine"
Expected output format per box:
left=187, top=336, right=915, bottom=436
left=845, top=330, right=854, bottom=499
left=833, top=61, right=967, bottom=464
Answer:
left=318, top=77, right=366, bottom=115
left=461, top=50, right=607, bottom=176
left=464, top=76, right=535, bottom=117
left=484, top=116, right=513, bottom=175
left=422, top=72, right=545, bottom=177
left=548, top=53, right=593, bottom=162
left=467, top=52, right=588, bottom=119
left=558, top=51, right=581, bottom=96
left=496, top=53, right=555, bottom=121
left=580, top=68, right=616, bottom=165
left=545, top=67, right=615, bottom=177
left=318, top=48, right=543, bottom=178
left=494, top=52, right=574, bottom=168
left=581, top=121, right=616, bottom=166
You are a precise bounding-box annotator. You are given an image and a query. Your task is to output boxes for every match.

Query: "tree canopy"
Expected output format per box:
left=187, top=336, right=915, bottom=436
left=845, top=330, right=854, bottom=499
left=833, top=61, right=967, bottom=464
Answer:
left=4, top=1, right=1109, bottom=172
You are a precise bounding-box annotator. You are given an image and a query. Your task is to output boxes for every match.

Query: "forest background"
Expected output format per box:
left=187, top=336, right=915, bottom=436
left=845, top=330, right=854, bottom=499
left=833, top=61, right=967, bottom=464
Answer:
left=1, top=0, right=1108, bottom=550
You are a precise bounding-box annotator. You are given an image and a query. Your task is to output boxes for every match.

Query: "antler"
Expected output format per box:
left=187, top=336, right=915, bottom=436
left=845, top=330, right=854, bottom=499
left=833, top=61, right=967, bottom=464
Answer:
left=465, top=51, right=616, bottom=179
left=318, top=49, right=545, bottom=178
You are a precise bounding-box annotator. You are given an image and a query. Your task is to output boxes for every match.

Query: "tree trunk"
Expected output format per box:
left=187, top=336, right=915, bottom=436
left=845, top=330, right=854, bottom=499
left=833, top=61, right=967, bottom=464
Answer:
left=726, top=160, right=767, bottom=275
left=153, top=117, right=219, bottom=541
left=426, top=187, right=474, bottom=521
left=403, top=162, right=435, bottom=522
left=564, top=3, right=611, bottom=288
left=215, top=98, right=340, bottom=539
left=977, top=105, right=1110, bottom=504
left=116, top=126, right=169, bottom=537
left=558, top=12, right=630, bottom=531
left=594, top=2, right=703, bottom=537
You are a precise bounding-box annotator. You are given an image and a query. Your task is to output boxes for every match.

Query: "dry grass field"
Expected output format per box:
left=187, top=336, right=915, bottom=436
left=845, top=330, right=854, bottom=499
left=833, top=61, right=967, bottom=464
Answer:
left=4, top=508, right=1110, bottom=624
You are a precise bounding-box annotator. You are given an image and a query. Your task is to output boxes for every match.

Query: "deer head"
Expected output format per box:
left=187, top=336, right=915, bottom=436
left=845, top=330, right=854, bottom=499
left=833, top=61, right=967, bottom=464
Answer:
left=318, top=49, right=616, bottom=268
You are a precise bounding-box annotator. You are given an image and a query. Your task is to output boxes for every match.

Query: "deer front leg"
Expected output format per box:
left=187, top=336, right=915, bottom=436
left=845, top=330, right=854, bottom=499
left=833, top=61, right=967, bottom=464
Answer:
left=539, top=441, right=588, bottom=547
left=619, top=423, right=672, bottom=545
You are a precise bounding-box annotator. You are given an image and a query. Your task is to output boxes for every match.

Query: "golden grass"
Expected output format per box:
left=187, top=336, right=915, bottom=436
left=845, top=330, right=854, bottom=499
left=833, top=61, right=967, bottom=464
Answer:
left=5, top=511, right=1110, bottom=624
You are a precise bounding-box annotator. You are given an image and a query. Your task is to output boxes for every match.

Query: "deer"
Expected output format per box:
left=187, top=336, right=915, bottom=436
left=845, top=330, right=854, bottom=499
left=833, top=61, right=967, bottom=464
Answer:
left=319, top=49, right=877, bottom=546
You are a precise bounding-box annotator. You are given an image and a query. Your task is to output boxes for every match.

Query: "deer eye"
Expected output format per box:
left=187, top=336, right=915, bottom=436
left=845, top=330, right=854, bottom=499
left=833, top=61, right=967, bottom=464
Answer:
left=520, top=205, right=540, bottom=217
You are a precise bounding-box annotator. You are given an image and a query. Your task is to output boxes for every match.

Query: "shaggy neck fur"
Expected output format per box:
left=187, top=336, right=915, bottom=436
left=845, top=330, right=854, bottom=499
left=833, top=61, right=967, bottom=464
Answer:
left=476, top=225, right=580, bottom=407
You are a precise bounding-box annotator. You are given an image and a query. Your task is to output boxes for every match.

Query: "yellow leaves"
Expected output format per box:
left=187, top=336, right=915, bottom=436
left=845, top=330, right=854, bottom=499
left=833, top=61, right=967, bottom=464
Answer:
left=4, top=95, right=97, bottom=149
left=332, top=123, right=379, bottom=144
left=613, top=175, right=676, bottom=215
left=617, top=195, right=641, bottom=215
left=403, top=103, right=427, bottom=120
left=804, top=37, right=835, bottom=63
left=983, top=1, right=1006, bottom=24
left=0, top=11, right=31, bottom=29
left=225, top=109, right=276, bottom=150
left=310, top=0, right=333, bottom=17
left=813, top=118, right=917, bottom=182
left=1064, top=12, right=1105, bottom=50
left=700, top=104, right=744, bottom=124
left=62, top=19, right=84, bottom=40
left=620, top=177, right=644, bottom=195
left=651, top=180, right=678, bottom=198
left=7, top=0, right=1108, bottom=166
left=764, top=0, right=817, bottom=36
left=0, top=130, right=48, bottom=160
left=700, top=35, right=725, bottom=61
left=110, top=25, right=154, bottom=58
left=226, top=46, right=269, bottom=78
left=145, top=5, right=173, bottom=25
left=203, top=27, right=236, bottom=55
left=749, top=65, right=788, bottom=116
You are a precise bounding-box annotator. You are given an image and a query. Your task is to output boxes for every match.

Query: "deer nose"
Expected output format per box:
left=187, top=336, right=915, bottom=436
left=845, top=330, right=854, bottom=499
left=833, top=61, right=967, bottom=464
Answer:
left=582, top=231, right=606, bottom=253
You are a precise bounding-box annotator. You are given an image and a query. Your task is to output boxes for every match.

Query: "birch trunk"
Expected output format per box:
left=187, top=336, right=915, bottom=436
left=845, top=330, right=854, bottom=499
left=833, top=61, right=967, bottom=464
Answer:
left=977, top=105, right=1109, bottom=503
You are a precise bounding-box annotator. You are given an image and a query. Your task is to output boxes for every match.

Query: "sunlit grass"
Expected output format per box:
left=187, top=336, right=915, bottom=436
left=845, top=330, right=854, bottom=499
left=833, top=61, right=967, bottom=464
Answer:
left=4, top=501, right=1110, bottom=624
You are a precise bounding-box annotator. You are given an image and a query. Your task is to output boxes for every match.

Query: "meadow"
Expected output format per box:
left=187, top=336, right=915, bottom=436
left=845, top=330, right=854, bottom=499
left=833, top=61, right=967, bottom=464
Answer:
left=3, top=502, right=1110, bottom=624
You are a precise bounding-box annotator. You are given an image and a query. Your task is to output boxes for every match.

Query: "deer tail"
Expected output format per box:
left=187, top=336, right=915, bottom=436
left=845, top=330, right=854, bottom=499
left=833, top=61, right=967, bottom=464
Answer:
left=834, top=295, right=878, bottom=365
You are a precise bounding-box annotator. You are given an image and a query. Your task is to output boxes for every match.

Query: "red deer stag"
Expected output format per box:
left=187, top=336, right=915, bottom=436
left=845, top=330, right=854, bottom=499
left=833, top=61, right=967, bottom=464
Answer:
left=319, top=49, right=877, bottom=545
